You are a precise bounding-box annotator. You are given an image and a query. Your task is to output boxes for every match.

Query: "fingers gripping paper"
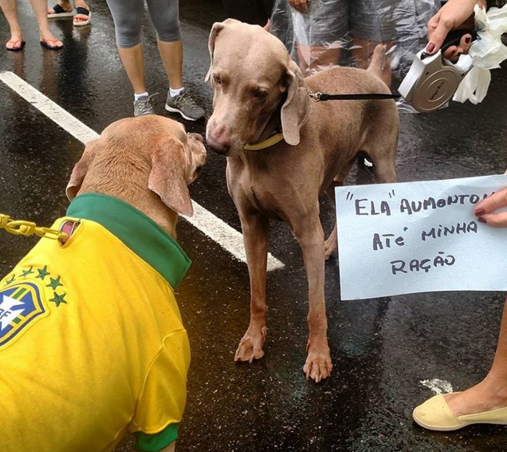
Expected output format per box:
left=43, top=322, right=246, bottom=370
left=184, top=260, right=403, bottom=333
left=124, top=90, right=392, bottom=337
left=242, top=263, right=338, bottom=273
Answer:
left=335, top=175, right=507, bottom=300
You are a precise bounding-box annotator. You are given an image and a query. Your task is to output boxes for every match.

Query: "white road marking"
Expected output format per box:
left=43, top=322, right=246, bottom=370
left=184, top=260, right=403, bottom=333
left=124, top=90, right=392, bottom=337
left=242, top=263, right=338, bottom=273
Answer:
left=420, top=379, right=454, bottom=395
left=0, top=71, right=285, bottom=271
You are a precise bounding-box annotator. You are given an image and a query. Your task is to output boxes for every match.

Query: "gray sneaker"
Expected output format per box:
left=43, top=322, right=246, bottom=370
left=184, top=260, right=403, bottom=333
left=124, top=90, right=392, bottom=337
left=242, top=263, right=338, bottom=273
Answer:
left=165, top=90, right=205, bottom=121
left=133, top=94, right=156, bottom=117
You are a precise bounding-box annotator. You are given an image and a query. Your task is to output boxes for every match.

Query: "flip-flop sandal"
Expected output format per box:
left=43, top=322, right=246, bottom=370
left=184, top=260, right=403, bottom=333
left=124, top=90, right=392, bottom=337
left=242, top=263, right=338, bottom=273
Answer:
left=6, top=39, right=26, bottom=51
left=73, top=7, right=91, bottom=26
left=40, top=39, right=64, bottom=50
left=47, top=4, right=74, bottom=18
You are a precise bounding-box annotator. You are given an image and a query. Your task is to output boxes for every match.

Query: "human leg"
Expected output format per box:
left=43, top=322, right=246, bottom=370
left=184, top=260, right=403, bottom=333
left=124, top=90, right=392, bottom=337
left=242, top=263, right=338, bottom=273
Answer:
left=29, top=0, right=63, bottom=48
left=118, top=44, right=148, bottom=95
left=0, top=0, right=24, bottom=50
left=47, top=0, right=73, bottom=16
left=157, top=40, right=183, bottom=90
left=147, top=0, right=204, bottom=120
left=147, top=0, right=183, bottom=89
left=350, top=37, right=393, bottom=86
left=297, top=44, right=342, bottom=76
left=291, top=0, right=347, bottom=75
left=73, top=0, right=90, bottom=26
left=448, top=296, right=507, bottom=414
left=350, top=0, right=399, bottom=87
left=106, top=0, right=146, bottom=94
left=413, top=296, right=507, bottom=430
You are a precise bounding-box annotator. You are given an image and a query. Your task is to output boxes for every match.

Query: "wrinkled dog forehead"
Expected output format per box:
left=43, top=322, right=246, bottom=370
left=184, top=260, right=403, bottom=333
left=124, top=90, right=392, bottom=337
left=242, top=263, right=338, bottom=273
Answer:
left=213, top=21, right=289, bottom=74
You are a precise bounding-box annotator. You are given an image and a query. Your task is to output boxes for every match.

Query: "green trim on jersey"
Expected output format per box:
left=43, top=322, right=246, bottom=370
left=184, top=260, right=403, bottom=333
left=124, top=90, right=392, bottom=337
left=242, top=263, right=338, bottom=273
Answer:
left=135, top=424, right=179, bottom=451
left=67, top=193, right=191, bottom=288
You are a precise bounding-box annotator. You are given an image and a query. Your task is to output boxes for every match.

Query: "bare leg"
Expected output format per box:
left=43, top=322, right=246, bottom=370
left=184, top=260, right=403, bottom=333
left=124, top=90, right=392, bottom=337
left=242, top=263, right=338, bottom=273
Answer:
left=351, top=37, right=393, bottom=87
left=445, top=296, right=507, bottom=415
left=158, top=39, right=183, bottom=90
left=0, top=0, right=23, bottom=48
left=47, top=0, right=72, bottom=13
left=29, top=0, right=62, bottom=44
left=75, top=0, right=89, bottom=10
left=235, top=212, right=270, bottom=363
left=296, top=44, right=342, bottom=76
left=293, top=209, right=332, bottom=382
left=117, top=44, right=146, bottom=94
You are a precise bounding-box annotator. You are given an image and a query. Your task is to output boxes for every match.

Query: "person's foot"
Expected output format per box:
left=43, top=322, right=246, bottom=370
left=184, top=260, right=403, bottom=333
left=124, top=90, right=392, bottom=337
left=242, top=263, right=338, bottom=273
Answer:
left=40, top=37, right=64, bottom=50
left=47, top=2, right=73, bottom=18
left=133, top=94, right=156, bottom=117
left=413, top=378, right=507, bottom=431
left=165, top=90, right=205, bottom=121
left=445, top=379, right=507, bottom=416
left=6, top=34, right=25, bottom=51
left=73, top=7, right=91, bottom=26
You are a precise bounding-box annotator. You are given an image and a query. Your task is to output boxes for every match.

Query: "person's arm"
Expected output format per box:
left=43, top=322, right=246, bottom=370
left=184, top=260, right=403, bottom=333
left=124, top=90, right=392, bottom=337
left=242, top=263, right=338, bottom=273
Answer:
left=426, top=0, right=487, bottom=58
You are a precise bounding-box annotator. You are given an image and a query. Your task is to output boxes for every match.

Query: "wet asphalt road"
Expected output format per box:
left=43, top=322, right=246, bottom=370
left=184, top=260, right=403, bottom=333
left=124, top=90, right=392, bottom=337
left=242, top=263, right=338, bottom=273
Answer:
left=1, top=1, right=507, bottom=451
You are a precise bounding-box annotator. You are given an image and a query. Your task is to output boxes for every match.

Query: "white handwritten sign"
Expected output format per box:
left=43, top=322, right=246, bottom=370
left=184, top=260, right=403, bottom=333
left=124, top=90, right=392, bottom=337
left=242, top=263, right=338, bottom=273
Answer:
left=335, top=174, right=507, bottom=300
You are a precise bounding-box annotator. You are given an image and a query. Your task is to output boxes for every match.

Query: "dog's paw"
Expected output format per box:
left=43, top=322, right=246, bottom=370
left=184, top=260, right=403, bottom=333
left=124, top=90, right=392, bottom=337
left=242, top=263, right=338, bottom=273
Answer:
left=303, top=351, right=333, bottom=383
left=234, top=327, right=267, bottom=363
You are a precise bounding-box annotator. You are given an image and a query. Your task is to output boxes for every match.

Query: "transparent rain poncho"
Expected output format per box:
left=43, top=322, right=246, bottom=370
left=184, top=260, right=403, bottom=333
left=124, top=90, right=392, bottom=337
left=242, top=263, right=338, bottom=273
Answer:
left=269, top=0, right=439, bottom=86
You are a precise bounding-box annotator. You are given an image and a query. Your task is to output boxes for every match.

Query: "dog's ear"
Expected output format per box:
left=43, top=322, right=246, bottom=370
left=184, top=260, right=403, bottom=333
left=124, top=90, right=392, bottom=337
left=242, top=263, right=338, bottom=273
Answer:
left=205, top=21, right=225, bottom=83
left=149, top=136, right=193, bottom=217
left=280, top=60, right=310, bottom=146
left=205, top=19, right=239, bottom=83
left=66, top=139, right=98, bottom=201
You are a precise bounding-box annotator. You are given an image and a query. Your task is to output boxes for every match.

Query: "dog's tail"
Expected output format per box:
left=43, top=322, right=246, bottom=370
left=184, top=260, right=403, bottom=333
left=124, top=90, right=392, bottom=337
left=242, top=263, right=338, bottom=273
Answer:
left=367, top=44, right=387, bottom=79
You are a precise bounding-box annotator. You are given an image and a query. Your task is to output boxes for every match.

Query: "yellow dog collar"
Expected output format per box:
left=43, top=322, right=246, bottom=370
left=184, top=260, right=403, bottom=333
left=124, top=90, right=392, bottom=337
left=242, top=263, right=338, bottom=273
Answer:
left=243, top=132, right=285, bottom=151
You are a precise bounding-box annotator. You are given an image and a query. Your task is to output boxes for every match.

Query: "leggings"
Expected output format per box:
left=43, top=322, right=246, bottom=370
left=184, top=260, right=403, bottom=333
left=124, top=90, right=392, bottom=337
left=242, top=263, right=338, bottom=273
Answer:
left=106, top=0, right=180, bottom=48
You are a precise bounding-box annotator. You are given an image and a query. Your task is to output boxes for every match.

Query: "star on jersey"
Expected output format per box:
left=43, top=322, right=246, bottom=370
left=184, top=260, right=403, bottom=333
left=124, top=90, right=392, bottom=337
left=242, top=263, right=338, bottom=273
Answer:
left=0, top=295, right=25, bottom=331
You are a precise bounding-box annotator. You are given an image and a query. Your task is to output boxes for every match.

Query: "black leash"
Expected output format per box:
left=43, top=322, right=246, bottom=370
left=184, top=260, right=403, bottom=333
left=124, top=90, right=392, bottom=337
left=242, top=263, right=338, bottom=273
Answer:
left=309, top=91, right=401, bottom=101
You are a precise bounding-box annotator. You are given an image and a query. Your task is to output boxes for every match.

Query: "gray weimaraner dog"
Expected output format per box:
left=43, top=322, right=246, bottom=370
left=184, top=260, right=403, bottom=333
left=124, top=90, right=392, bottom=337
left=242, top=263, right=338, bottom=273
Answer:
left=206, top=19, right=399, bottom=382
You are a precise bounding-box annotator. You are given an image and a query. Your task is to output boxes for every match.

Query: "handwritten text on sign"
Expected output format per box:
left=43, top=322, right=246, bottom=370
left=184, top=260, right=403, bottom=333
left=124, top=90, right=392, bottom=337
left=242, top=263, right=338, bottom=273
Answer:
left=335, top=175, right=507, bottom=300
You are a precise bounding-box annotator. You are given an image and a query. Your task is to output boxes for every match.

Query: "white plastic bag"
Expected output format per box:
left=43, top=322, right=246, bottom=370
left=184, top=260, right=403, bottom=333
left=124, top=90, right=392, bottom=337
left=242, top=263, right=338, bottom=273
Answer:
left=453, top=4, right=507, bottom=104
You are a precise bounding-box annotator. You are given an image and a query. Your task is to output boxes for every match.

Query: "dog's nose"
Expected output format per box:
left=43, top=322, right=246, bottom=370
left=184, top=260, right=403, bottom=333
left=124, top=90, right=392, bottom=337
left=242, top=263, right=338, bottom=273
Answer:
left=206, top=134, right=231, bottom=155
left=189, top=132, right=204, bottom=143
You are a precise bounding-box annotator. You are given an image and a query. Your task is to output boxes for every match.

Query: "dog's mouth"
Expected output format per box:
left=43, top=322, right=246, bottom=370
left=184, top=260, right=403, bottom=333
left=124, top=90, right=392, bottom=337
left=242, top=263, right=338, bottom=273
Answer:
left=205, top=134, right=247, bottom=157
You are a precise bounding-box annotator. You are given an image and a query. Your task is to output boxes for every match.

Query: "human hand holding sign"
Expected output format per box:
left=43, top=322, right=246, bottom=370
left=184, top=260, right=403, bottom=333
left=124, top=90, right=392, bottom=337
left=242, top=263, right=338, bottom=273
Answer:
left=426, top=0, right=487, bottom=60
left=475, top=186, right=507, bottom=227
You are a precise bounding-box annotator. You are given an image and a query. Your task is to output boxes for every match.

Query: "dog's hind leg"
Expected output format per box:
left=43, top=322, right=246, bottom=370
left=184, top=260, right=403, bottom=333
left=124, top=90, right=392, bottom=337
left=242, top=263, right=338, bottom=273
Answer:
left=368, top=147, right=397, bottom=184
left=324, top=184, right=339, bottom=260
left=323, top=160, right=355, bottom=260
left=235, top=211, right=270, bottom=363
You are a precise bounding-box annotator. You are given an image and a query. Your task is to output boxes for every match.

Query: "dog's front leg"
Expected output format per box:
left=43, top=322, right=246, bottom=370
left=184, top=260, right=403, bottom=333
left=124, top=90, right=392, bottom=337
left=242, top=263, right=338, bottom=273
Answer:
left=235, top=211, right=270, bottom=363
left=293, top=211, right=333, bottom=382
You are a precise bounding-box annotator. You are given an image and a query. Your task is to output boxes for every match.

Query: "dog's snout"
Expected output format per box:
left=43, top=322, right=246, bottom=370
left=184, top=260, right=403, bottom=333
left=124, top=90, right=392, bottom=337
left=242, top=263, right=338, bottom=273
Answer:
left=206, top=135, right=231, bottom=155
left=206, top=125, right=232, bottom=155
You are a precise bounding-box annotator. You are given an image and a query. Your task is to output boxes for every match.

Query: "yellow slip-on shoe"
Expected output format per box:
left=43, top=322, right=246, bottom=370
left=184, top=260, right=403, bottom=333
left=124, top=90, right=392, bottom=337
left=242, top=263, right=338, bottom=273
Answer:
left=413, top=393, right=507, bottom=431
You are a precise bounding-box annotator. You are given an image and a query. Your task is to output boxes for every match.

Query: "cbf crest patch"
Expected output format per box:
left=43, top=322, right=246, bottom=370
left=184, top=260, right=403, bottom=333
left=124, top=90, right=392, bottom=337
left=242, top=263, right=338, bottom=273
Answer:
left=0, top=282, right=47, bottom=349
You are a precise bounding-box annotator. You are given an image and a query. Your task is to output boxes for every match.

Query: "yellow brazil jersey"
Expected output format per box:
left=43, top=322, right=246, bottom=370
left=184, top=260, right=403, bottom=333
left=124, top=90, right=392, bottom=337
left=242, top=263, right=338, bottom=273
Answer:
left=0, top=194, right=191, bottom=452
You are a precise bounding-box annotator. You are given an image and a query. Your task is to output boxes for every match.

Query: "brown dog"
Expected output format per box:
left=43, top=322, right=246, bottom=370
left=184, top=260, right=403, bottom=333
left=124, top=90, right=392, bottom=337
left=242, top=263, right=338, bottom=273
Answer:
left=206, top=19, right=399, bottom=382
left=68, top=115, right=206, bottom=233
left=0, top=115, right=205, bottom=452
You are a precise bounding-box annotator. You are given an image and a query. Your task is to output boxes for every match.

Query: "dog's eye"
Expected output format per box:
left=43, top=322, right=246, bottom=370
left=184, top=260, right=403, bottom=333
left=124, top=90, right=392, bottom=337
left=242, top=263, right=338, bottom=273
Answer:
left=253, top=89, right=268, bottom=100
left=213, top=75, right=222, bottom=85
